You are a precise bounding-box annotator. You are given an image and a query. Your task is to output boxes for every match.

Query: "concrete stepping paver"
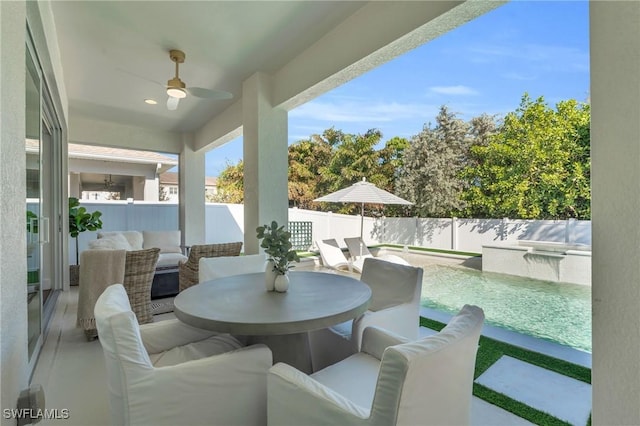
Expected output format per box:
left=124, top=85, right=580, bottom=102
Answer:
left=471, top=397, right=535, bottom=426
left=475, top=355, right=592, bottom=426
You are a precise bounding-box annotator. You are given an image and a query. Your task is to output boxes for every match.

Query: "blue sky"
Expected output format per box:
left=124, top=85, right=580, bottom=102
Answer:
left=206, top=1, right=590, bottom=177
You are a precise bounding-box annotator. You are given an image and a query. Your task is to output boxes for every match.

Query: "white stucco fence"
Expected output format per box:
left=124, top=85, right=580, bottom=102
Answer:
left=68, top=201, right=592, bottom=263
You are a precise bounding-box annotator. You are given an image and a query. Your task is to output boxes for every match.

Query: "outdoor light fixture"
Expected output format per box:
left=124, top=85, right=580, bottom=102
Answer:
left=103, top=174, right=115, bottom=189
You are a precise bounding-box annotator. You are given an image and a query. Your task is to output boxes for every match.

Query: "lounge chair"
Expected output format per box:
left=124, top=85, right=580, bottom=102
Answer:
left=344, top=236, right=410, bottom=266
left=315, top=239, right=364, bottom=273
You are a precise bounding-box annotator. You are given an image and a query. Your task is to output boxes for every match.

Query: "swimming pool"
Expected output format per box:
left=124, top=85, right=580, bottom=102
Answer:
left=412, top=255, right=592, bottom=353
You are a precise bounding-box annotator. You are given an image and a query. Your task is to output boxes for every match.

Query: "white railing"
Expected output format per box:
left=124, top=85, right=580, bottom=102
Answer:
left=68, top=201, right=592, bottom=263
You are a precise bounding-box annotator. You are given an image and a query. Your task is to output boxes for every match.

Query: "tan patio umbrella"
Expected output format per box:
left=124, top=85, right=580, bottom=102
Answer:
left=313, top=177, right=413, bottom=239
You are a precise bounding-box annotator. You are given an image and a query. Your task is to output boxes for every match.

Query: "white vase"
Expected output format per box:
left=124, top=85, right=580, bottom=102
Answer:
left=274, top=273, right=289, bottom=292
left=264, top=260, right=277, bottom=291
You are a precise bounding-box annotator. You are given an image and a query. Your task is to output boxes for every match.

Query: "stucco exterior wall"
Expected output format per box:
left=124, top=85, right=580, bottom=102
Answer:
left=0, top=1, right=29, bottom=419
left=591, top=1, right=640, bottom=424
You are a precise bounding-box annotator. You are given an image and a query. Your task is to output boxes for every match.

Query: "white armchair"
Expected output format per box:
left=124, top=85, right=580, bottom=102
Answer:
left=199, top=253, right=267, bottom=282
left=268, top=305, right=485, bottom=426
left=310, top=257, right=423, bottom=371
left=94, top=284, right=272, bottom=426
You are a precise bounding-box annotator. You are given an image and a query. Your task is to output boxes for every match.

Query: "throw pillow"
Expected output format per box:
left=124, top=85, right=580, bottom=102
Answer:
left=89, top=234, right=132, bottom=251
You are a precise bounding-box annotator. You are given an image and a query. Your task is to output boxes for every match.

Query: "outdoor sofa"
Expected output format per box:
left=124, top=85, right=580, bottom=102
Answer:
left=91, top=230, right=188, bottom=298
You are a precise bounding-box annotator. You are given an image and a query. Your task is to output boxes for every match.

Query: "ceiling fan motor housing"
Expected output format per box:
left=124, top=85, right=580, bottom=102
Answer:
left=167, top=77, right=186, bottom=90
left=167, top=49, right=187, bottom=98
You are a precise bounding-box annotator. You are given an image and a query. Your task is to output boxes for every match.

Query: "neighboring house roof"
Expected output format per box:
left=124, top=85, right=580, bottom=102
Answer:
left=68, top=143, right=178, bottom=166
left=159, top=172, right=217, bottom=187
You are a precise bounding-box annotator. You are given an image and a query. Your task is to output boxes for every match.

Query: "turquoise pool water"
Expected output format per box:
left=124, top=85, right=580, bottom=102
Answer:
left=419, top=262, right=592, bottom=353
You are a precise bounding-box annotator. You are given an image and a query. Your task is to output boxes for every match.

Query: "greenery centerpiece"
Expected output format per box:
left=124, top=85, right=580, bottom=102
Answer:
left=256, top=221, right=300, bottom=274
left=69, top=197, right=103, bottom=285
left=257, top=221, right=300, bottom=292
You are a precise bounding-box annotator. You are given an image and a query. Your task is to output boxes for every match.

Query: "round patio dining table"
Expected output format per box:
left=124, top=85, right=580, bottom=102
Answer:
left=174, top=271, right=371, bottom=373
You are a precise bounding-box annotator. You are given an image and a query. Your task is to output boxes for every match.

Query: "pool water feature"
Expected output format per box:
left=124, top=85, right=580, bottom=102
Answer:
left=418, top=261, right=592, bottom=353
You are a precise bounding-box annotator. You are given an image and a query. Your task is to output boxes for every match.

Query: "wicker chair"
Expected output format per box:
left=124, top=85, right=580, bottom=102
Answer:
left=123, top=248, right=160, bottom=325
left=179, top=242, right=243, bottom=292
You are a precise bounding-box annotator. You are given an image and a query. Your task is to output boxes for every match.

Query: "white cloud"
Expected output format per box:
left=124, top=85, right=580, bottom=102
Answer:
left=501, top=72, right=537, bottom=81
left=429, top=85, right=479, bottom=96
left=468, top=43, right=589, bottom=73
left=289, top=99, right=435, bottom=123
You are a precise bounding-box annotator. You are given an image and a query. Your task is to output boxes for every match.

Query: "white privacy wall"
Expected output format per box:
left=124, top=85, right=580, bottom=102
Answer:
left=70, top=203, right=592, bottom=261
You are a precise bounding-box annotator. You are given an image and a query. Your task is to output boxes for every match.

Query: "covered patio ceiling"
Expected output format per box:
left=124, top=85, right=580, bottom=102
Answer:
left=50, top=1, right=504, bottom=153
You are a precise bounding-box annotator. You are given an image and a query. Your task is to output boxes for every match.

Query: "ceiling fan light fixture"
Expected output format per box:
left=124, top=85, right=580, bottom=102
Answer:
left=167, top=74, right=186, bottom=98
left=167, top=87, right=186, bottom=98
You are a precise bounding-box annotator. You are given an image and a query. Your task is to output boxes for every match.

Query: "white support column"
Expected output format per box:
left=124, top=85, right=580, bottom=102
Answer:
left=143, top=177, right=159, bottom=202
left=68, top=172, right=81, bottom=198
left=451, top=217, right=458, bottom=251
left=179, top=134, right=206, bottom=247
left=591, top=2, right=640, bottom=424
left=242, top=72, right=288, bottom=254
left=132, top=176, right=145, bottom=200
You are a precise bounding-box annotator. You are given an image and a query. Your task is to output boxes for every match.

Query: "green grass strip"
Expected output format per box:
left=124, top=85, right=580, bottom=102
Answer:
left=296, top=251, right=318, bottom=259
left=380, top=244, right=481, bottom=257
left=420, top=316, right=591, bottom=425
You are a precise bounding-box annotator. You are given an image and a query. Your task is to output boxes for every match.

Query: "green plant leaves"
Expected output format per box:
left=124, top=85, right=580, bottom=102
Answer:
left=256, top=221, right=300, bottom=273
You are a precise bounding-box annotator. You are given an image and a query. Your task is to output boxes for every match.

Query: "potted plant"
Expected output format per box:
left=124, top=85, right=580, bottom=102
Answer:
left=69, top=197, right=103, bottom=285
left=26, top=210, right=38, bottom=256
left=256, top=221, right=300, bottom=292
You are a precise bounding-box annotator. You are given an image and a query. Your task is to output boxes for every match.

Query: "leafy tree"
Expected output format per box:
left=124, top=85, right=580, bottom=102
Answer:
left=318, top=128, right=387, bottom=215
left=159, top=186, right=170, bottom=201
left=212, top=160, right=244, bottom=203
left=461, top=94, right=590, bottom=219
left=466, top=113, right=499, bottom=167
left=288, top=135, right=332, bottom=209
left=378, top=136, right=410, bottom=216
left=397, top=106, right=469, bottom=217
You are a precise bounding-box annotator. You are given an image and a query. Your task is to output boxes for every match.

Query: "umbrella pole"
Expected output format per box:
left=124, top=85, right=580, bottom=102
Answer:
left=360, top=202, right=364, bottom=242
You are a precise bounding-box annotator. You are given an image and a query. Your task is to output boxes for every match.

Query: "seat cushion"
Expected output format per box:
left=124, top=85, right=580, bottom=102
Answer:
left=143, top=230, right=182, bottom=254
left=310, top=352, right=380, bottom=410
left=156, top=252, right=188, bottom=268
left=149, top=333, right=243, bottom=367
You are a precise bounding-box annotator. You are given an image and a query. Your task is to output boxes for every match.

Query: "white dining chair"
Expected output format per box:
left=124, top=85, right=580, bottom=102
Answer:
left=309, top=257, right=423, bottom=371
left=199, top=253, right=267, bottom=282
left=269, top=305, right=485, bottom=426
left=94, top=284, right=272, bottom=426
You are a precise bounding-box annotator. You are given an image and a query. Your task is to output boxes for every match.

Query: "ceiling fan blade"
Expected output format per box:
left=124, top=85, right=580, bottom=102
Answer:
left=167, top=96, right=180, bottom=111
left=186, top=87, right=233, bottom=100
left=116, top=67, right=165, bottom=87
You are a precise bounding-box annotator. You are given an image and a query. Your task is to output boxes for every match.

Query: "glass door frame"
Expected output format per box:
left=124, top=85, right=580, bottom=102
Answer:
left=26, top=27, right=64, bottom=376
left=40, top=102, right=63, bottom=331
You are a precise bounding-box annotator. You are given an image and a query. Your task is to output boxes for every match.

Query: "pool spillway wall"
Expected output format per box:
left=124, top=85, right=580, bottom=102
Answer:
left=482, top=240, right=591, bottom=286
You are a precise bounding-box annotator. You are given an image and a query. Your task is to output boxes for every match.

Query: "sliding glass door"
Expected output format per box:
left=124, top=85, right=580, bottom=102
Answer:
left=26, top=43, right=42, bottom=360
left=26, top=33, right=64, bottom=370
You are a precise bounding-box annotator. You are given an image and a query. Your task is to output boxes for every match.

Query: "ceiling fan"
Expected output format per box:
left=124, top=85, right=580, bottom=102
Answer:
left=165, top=49, right=232, bottom=111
